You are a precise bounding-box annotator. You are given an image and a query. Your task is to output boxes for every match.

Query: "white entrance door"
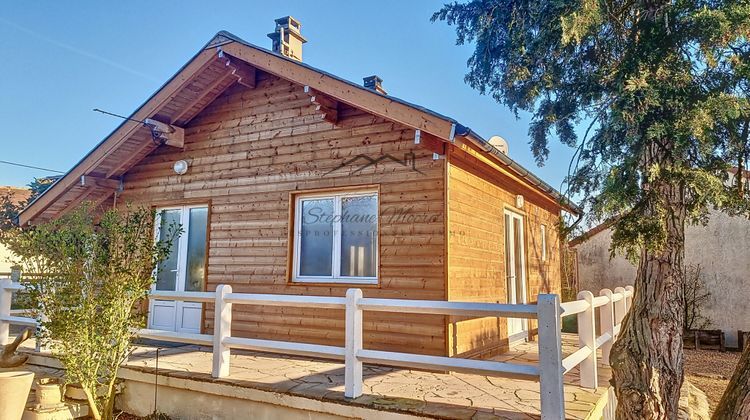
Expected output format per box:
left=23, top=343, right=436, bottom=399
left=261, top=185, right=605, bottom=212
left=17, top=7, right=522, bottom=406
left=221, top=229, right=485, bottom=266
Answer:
left=149, top=205, right=208, bottom=334
left=504, top=210, right=528, bottom=341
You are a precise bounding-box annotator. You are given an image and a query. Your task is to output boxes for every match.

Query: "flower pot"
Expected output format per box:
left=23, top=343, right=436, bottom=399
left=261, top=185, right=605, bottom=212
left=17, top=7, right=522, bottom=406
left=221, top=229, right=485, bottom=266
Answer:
left=0, top=370, right=34, bottom=420
left=65, top=382, right=118, bottom=401
left=34, top=377, right=64, bottom=409
left=64, top=383, right=87, bottom=401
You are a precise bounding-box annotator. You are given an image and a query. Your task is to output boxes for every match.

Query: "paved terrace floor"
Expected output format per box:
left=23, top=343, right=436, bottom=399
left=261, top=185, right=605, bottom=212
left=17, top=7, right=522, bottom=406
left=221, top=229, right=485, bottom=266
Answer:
left=19, top=334, right=610, bottom=420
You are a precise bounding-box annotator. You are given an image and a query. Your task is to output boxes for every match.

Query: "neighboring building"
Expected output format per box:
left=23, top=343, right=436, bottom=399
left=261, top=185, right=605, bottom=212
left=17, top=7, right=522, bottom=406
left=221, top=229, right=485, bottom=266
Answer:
left=571, top=207, right=750, bottom=348
left=0, top=186, right=30, bottom=273
left=18, top=18, right=579, bottom=358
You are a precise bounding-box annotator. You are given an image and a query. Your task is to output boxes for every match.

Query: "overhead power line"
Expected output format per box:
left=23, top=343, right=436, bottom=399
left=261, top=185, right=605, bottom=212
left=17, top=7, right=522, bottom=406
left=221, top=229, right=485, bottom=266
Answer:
left=0, top=159, right=65, bottom=174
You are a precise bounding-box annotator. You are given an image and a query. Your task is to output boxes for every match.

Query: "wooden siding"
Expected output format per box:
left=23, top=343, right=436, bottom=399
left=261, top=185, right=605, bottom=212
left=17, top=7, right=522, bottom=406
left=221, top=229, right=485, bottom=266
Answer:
left=118, top=73, right=448, bottom=355
left=446, top=145, right=562, bottom=358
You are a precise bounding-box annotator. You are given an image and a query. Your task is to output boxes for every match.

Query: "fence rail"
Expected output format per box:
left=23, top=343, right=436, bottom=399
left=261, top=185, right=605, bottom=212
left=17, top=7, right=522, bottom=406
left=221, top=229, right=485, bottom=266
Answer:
left=0, top=277, right=633, bottom=420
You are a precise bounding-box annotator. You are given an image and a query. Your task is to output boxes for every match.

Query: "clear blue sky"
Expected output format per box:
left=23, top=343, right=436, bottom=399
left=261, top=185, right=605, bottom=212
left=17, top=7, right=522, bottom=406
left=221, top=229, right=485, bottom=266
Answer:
left=0, top=1, right=576, bottom=192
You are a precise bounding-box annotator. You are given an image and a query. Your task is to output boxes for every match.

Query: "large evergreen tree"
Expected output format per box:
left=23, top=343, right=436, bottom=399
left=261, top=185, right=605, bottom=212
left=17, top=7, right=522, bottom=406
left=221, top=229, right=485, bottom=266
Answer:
left=433, top=1, right=750, bottom=418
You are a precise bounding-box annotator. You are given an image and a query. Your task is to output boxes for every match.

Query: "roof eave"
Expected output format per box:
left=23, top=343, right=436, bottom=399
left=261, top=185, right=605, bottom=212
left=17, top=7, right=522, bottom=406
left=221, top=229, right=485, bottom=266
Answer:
left=19, top=30, right=581, bottom=224
left=460, top=129, right=582, bottom=215
left=19, top=33, right=227, bottom=226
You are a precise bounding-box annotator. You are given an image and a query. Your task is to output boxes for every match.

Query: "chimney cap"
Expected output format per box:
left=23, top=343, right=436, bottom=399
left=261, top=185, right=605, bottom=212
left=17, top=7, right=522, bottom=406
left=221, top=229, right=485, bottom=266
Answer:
left=272, top=16, right=305, bottom=37
left=268, top=16, right=307, bottom=61
left=363, top=75, right=387, bottom=95
left=363, top=75, right=383, bottom=84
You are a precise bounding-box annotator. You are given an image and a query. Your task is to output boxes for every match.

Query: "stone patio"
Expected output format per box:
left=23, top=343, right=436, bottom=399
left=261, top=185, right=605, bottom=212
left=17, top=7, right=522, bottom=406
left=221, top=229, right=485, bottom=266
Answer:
left=76, top=334, right=608, bottom=419
left=17, top=334, right=611, bottom=419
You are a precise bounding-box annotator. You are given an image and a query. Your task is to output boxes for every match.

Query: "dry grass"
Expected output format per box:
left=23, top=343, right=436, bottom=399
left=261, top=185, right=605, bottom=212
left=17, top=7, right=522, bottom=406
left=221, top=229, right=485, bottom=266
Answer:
left=684, top=349, right=742, bottom=414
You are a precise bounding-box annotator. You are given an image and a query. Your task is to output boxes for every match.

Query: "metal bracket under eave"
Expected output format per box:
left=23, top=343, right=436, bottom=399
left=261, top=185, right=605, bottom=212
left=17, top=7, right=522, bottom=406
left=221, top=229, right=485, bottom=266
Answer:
left=449, top=124, right=457, bottom=143
left=218, top=48, right=256, bottom=88
left=304, top=86, right=338, bottom=125
left=432, top=153, right=446, bottom=160
left=414, top=129, right=421, bottom=144
left=144, top=119, right=185, bottom=148
left=80, top=175, right=123, bottom=193
left=225, top=59, right=256, bottom=88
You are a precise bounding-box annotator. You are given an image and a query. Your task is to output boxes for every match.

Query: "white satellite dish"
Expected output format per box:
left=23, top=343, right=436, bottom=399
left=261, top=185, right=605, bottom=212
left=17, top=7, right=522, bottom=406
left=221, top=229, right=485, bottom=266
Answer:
left=488, top=135, right=509, bottom=155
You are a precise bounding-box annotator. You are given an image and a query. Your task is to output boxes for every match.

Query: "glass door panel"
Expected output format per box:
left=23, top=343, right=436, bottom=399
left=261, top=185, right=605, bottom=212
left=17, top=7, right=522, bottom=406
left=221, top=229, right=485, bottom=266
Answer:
left=504, top=210, right=528, bottom=341
left=150, top=205, right=208, bottom=333
left=185, top=207, right=208, bottom=292
left=155, top=209, right=180, bottom=291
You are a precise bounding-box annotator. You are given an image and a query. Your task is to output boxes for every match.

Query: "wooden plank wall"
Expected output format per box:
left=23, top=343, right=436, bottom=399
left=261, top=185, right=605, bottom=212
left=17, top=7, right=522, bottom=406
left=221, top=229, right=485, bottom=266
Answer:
left=446, top=146, right=562, bottom=358
left=118, top=72, right=448, bottom=355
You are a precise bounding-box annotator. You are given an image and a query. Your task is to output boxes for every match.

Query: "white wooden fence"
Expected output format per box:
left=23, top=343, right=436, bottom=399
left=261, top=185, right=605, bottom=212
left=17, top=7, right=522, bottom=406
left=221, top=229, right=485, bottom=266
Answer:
left=0, top=278, right=633, bottom=419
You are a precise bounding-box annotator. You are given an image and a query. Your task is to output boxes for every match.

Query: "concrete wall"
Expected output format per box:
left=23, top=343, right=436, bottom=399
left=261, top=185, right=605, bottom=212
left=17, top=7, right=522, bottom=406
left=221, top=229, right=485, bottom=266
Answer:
left=576, top=228, right=637, bottom=294
left=574, top=209, right=750, bottom=348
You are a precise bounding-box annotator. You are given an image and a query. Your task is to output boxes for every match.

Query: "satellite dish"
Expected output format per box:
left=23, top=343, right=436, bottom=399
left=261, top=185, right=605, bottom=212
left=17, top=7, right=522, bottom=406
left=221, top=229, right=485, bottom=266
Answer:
left=488, top=135, right=509, bottom=155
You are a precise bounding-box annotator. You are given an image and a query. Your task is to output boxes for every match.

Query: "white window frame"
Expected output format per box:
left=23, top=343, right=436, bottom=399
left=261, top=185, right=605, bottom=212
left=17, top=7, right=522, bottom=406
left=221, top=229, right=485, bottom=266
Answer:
left=504, top=209, right=528, bottom=340
left=149, top=204, right=208, bottom=333
left=540, top=224, right=547, bottom=262
left=292, top=189, right=378, bottom=284
left=152, top=204, right=209, bottom=293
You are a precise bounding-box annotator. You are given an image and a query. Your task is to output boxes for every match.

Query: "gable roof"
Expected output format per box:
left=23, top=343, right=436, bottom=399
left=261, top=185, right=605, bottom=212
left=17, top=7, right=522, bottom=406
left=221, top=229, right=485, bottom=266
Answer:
left=19, top=31, right=580, bottom=225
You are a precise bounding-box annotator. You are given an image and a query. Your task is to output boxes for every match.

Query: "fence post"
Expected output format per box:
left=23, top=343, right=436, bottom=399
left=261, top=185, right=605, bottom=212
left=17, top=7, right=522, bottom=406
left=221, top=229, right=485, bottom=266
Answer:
left=212, top=284, right=232, bottom=378
left=0, top=279, right=10, bottom=346
left=345, top=289, right=363, bottom=398
left=35, top=312, right=50, bottom=352
left=577, top=291, right=598, bottom=389
left=599, top=289, right=615, bottom=365
left=625, top=286, right=634, bottom=311
left=537, top=294, right=565, bottom=419
left=614, top=287, right=627, bottom=326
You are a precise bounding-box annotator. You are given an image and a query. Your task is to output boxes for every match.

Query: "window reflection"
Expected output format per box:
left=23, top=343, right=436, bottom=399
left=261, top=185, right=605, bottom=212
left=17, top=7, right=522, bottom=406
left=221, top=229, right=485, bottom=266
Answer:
left=299, top=198, right=334, bottom=276
left=340, top=195, right=377, bottom=277
left=156, top=210, right=180, bottom=291
left=185, top=207, right=207, bottom=292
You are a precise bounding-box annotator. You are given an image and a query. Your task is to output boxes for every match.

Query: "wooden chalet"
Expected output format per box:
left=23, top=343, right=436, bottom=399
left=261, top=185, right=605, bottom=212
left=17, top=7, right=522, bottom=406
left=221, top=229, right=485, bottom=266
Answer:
left=19, top=17, right=580, bottom=358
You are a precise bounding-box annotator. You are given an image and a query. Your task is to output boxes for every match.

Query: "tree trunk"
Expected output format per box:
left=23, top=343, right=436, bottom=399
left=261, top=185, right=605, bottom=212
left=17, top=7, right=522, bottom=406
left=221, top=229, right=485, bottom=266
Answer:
left=713, top=342, right=750, bottom=419
left=84, top=385, right=102, bottom=420
left=610, top=156, right=687, bottom=419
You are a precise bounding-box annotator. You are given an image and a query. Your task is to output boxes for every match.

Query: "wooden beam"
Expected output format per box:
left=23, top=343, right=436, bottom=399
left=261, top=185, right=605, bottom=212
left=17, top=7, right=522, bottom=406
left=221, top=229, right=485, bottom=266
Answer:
left=221, top=42, right=456, bottom=139
left=418, top=131, right=445, bottom=155
left=104, top=130, right=158, bottom=179
left=144, top=119, right=185, bottom=148
left=171, top=69, right=235, bottom=124
left=80, top=175, right=121, bottom=191
left=89, top=189, right=116, bottom=212
left=227, top=60, right=256, bottom=88
left=56, top=188, right=97, bottom=219
left=304, top=86, right=338, bottom=124
left=19, top=49, right=220, bottom=226
left=170, top=57, right=254, bottom=125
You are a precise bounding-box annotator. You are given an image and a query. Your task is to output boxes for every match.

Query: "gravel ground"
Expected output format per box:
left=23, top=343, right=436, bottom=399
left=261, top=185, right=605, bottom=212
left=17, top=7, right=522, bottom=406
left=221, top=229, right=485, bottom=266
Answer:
left=684, top=349, right=742, bottom=414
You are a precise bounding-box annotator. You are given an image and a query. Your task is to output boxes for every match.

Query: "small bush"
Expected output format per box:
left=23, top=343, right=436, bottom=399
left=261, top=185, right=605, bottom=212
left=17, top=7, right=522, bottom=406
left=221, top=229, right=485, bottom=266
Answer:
left=4, top=205, right=179, bottom=420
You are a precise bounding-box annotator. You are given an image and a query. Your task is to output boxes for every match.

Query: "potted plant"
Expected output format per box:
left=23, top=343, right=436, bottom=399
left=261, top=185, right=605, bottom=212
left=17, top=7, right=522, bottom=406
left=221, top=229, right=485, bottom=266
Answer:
left=3, top=205, right=177, bottom=420
left=0, top=328, right=34, bottom=420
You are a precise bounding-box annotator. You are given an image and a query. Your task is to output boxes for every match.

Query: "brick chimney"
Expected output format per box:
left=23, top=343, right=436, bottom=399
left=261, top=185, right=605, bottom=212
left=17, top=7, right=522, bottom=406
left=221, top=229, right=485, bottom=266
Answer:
left=363, top=75, right=387, bottom=95
left=267, top=16, right=307, bottom=61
